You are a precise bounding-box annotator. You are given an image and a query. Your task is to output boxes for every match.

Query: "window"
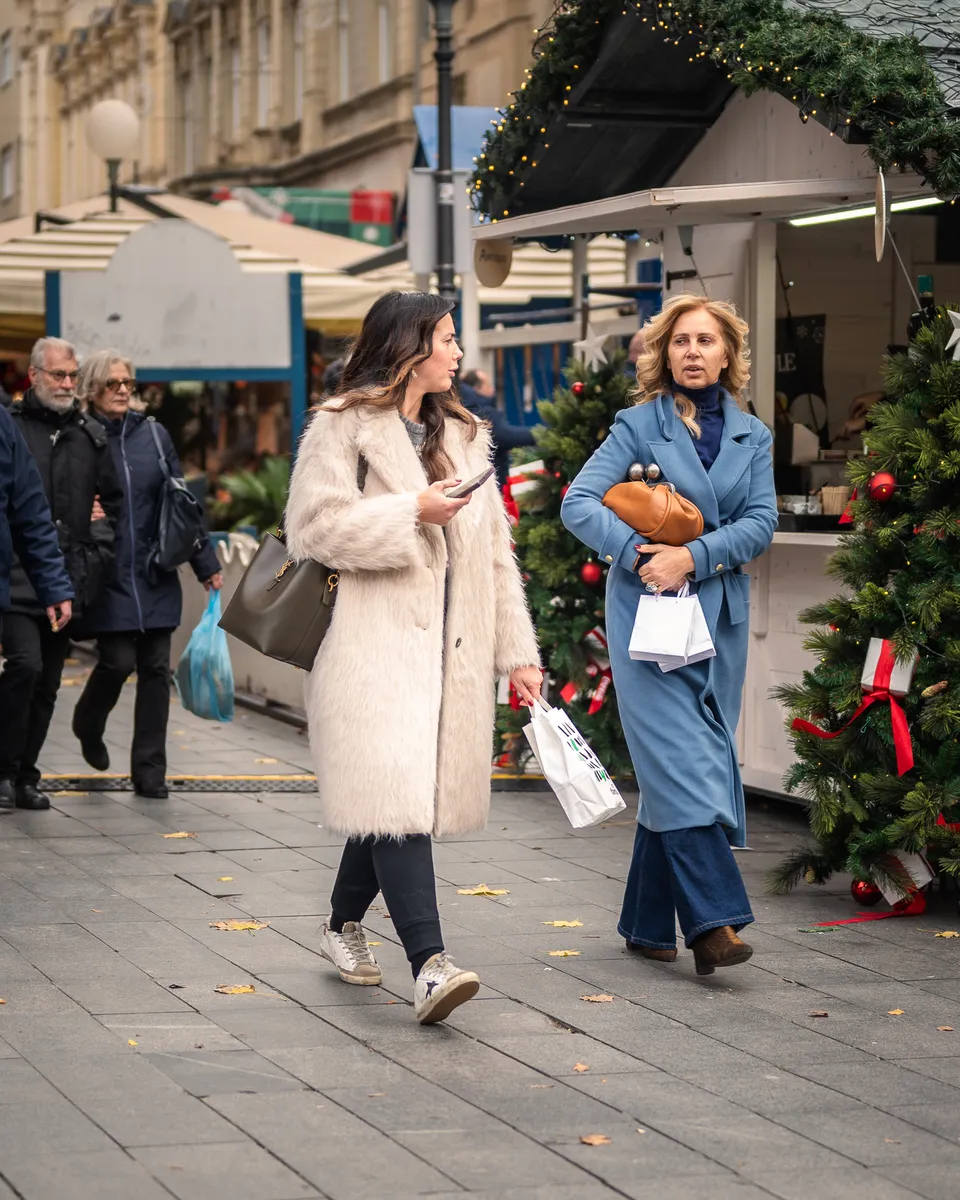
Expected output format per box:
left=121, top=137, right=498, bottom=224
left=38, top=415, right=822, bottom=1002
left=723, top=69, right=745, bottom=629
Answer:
left=337, top=0, right=349, bottom=103
left=256, top=20, right=271, bottom=126
left=0, top=32, right=11, bottom=87
left=292, top=2, right=303, bottom=121
left=229, top=42, right=241, bottom=138
left=0, top=144, right=13, bottom=200
left=377, top=2, right=390, bottom=85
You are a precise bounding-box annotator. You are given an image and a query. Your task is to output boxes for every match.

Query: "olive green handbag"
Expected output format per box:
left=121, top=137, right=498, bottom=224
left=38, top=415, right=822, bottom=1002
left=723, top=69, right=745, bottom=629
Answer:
left=218, top=531, right=339, bottom=672
left=218, top=455, right=366, bottom=671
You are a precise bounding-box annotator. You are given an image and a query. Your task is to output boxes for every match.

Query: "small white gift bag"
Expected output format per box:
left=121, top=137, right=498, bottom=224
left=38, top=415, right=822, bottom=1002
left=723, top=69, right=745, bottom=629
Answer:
left=523, top=699, right=626, bottom=829
left=628, top=582, right=716, bottom=673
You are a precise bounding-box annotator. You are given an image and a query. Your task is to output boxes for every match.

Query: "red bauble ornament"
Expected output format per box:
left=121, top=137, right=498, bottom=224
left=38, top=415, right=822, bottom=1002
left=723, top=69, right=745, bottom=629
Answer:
left=851, top=879, right=883, bottom=907
left=571, top=381, right=585, bottom=397
left=867, top=471, right=897, bottom=503
left=560, top=484, right=570, bottom=499
left=580, top=560, right=603, bottom=586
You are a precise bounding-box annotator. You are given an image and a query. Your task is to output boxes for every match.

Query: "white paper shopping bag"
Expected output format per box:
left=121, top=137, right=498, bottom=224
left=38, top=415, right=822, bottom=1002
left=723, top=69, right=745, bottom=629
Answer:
left=628, top=583, right=716, bottom=672
left=523, top=700, right=626, bottom=829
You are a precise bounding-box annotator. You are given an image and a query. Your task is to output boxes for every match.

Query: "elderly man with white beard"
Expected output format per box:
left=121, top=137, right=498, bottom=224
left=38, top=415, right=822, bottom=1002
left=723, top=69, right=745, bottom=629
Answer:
left=0, top=338, right=123, bottom=811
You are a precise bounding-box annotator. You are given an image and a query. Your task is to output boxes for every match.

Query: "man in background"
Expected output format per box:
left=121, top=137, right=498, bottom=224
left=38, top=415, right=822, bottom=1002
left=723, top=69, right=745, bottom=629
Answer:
left=0, top=337, right=123, bottom=811
left=625, top=328, right=646, bottom=379
left=459, top=368, right=536, bottom=488
left=0, top=403, right=74, bottom=810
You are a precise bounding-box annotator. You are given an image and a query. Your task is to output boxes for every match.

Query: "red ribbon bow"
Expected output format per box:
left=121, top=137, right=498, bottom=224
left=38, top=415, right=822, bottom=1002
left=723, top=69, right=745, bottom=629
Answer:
left=792, top=640, right=914, bottom=776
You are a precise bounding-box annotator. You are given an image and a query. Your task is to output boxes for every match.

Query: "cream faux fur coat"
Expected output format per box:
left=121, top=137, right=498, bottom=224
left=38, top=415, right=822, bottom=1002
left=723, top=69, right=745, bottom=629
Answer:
left=284, top=402, right=540, bottom=839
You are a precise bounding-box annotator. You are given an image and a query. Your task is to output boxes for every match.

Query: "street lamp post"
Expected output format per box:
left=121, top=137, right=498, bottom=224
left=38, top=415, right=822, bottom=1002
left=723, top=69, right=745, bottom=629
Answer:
left=428, top=0, right=458, bottom=300
left=86, top=99, right=141, bottom=213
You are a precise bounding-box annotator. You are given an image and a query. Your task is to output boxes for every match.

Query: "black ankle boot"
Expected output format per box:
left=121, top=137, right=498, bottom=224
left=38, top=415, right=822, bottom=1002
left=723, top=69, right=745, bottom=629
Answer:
left=15, top=784, right=50, bottom=811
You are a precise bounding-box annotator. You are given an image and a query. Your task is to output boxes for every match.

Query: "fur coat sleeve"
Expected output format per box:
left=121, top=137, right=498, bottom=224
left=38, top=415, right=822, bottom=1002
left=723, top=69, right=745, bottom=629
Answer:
left=285, top=407, right=421, bottom=571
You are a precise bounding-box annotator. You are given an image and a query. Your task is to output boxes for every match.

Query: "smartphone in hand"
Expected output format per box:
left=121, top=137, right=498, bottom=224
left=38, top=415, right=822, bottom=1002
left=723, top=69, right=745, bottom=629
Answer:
left=445, top=466, right=495, bottom=499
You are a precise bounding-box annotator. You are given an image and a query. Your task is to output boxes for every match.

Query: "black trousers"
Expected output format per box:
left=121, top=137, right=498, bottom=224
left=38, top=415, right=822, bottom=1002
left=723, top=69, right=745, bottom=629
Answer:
left=331, top=834, right=444, bottom=977
left=73, top=629, right=173, bottom=786
left=0, top=612, right=72, bottom=786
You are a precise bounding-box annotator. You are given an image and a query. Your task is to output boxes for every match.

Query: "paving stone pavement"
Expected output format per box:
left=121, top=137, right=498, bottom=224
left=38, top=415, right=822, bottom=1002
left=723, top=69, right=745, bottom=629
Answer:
left=0, top=660, right=957, bottom=1198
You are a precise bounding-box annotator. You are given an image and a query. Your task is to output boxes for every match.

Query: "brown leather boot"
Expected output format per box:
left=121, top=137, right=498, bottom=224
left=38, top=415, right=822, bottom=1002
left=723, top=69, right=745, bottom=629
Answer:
left=691, top=926, right=753, bottom=976
left=625, top=940, right=678, bottom=962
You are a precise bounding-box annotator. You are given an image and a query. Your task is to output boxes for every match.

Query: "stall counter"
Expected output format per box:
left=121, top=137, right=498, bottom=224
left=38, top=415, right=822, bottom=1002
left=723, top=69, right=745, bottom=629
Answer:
left=740, top=530, right=842, bottom=798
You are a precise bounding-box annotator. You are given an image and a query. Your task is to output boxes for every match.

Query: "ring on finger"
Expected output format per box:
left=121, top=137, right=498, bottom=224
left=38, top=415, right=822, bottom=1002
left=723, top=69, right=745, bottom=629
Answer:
left=645, top=582, right=658, bottom=594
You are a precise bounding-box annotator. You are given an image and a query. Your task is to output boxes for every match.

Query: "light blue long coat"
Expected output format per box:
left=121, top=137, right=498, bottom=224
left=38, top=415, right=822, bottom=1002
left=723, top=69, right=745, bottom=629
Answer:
left=560, top=392, right=778, bottom=847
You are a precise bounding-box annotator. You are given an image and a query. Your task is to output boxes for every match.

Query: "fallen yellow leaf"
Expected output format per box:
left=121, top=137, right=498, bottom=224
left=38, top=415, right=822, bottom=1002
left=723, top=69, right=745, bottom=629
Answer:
left=581, top=994, right=614, bottom=1003
left=573, top=1063, right=590, bottom=1073
left=549, top=950, right=581, bottom=957
left=529, top=1083, right=554, bottom=1089
left=543, top=920, right=584, bottom=928
left=579, top=1134, right=611, bottom=1146
left=0, top=998, right=6, bottom=1004
left=887, top=1009, right=905, bottom=1016
left=215, top=984, right=257, bottom=995
left=127, top=1039, right=138, bottom=1046
left=217, top=877, right=234, bottom=882
left=209, top=920, right=270, bottom=932
left=162, top=831, right=197, bottom=839
left=255, top=757, right=279, bottom=764
left=935, top=930, right=960, bottom=938
left=457, top=885, right=509, bottom=897
left=368, top=942, right=382, bottom=947
left=938, top=1026, right=954, bottom=1032
left=51, top=790, right=86, bottom=797
left=637, top=1128, right=646, bottom=1135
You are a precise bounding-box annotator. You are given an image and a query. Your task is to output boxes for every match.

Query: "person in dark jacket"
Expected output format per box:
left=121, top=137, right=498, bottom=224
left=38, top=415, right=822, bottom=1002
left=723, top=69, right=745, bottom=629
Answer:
left=459, top=368, right=536, bottom=488
left=0, top=337, right=123, bottom=811
left=71, top=350, right=222, bottom=800
left=0, top=405, right=74, bottom=809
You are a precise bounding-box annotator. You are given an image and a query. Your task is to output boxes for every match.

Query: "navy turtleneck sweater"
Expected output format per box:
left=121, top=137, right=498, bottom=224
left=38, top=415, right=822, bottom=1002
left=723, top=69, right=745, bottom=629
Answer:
left=672, top=377, right=723, bottom=471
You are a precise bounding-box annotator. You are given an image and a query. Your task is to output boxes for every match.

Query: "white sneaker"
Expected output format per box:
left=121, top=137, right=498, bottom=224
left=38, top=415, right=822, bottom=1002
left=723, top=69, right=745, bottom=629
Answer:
left=318, top=920, right=382, bottom=985
left=413, top=952, right=480, bottom=1025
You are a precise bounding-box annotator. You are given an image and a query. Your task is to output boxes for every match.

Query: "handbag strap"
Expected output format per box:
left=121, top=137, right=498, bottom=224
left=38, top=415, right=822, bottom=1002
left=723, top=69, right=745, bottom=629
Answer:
left=146, top=417, right=172, bottom=482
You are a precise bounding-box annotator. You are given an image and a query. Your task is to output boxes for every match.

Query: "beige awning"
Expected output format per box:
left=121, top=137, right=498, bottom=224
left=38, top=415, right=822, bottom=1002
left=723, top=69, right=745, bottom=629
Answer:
left=0, top=196, right=391, bottom=342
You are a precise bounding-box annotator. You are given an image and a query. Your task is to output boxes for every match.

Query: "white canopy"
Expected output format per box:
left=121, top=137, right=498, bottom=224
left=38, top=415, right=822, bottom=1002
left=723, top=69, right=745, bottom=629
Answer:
left=472, top=175, right=927, bottom=242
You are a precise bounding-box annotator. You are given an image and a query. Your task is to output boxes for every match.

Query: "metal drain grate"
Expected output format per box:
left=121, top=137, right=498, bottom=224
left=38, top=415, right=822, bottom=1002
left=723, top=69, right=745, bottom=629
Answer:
left=41, top=775, right=318, bottom=793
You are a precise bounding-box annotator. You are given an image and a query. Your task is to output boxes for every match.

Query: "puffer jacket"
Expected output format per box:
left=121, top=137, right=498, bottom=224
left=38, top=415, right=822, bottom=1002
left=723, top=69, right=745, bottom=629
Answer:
left=8, top=390, right=123, bottom=616
left=83, top=410, right=219, bottom=633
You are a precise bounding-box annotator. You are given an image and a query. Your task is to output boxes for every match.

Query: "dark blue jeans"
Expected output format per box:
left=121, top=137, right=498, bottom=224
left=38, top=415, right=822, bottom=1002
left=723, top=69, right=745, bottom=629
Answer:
left=619, top=822, right=754, bottom=950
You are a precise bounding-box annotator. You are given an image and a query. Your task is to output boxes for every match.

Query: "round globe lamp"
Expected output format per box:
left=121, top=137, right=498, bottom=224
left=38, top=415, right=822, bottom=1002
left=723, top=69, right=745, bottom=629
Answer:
left=86, top=100, right=141, bottom=212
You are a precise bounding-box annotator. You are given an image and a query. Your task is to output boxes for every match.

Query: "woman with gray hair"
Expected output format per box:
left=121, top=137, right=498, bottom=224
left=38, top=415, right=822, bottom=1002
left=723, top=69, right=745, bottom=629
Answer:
left=71, top=349, right=222, bottom=799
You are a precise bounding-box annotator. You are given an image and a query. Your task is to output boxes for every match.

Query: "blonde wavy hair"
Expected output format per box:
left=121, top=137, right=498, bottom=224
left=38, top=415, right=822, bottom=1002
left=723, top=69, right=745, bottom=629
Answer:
left=632, top=294, right=750, bottom=437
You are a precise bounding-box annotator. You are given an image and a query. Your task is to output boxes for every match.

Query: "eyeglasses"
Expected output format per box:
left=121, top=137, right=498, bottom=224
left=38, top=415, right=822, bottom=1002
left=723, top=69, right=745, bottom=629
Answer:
left=40, top=368, right=79, bottom=384
left=104, top=378, right=138, bottom=395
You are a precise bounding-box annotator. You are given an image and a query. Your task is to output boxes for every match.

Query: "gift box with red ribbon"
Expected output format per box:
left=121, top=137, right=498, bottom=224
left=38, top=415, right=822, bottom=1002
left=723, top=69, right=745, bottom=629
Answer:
left=861, top=637, right=917, bottom=698
left=792, top=637, right=916, bottom=776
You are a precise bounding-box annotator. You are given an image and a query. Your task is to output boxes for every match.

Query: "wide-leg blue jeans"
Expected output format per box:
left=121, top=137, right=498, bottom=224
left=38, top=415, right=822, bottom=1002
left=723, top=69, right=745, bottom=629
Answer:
left=618, top=821, right=754, bottom=950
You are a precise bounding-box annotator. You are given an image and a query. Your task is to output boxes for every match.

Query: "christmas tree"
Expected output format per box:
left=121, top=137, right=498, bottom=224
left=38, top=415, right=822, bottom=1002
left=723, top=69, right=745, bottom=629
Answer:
left=499, top=347, right=634, bottom=776
left=772, top=307, right=960, bottom=899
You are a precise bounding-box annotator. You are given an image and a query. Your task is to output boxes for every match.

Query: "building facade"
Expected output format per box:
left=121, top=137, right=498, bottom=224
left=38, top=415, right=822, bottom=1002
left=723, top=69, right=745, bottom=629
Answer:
left=164, top=0, right=555, bottom=197
left=0, top=0, right=550, bottom=219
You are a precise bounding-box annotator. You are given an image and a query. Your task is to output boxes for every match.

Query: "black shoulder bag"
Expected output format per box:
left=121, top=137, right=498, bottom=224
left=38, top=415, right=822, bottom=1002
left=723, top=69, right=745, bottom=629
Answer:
left=146, top=417, right=206, bottom=578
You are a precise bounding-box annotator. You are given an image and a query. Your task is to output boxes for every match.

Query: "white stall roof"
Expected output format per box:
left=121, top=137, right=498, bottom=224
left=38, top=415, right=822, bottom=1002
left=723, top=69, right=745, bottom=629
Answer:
left=0, top=199, right=389, bottom=331
left=472, top=175, right=928, bottom=242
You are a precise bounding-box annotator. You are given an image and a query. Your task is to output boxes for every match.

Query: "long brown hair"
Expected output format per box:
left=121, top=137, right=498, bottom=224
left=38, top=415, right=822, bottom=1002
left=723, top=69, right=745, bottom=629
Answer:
left=331, top=291, right=477, bottom=481
left=632, top=294, right=751, bottom=437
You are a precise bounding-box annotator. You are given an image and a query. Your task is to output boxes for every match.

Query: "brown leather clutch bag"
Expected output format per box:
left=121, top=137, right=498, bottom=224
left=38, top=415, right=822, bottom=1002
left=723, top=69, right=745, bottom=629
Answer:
left=602, top=481, right=704, bottom=546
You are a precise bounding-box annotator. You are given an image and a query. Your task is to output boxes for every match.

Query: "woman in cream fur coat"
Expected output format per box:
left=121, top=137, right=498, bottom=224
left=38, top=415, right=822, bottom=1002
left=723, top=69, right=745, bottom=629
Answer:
left=285, top=291, right=541, bottom=1024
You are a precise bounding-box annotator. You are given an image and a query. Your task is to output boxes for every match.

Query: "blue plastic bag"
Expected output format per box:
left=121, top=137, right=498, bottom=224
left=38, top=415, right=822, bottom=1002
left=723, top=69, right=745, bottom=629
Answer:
left=175, top=591, right=235, bottom=722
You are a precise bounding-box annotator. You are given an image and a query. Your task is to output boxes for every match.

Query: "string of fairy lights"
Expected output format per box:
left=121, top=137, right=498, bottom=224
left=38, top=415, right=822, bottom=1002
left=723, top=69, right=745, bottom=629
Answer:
left=470, top=0, right=959, bottom=225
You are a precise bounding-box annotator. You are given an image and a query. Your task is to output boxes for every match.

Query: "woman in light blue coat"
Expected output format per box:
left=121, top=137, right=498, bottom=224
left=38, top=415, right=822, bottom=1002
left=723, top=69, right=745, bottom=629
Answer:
left=561, top=295, right=777, bottom=976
